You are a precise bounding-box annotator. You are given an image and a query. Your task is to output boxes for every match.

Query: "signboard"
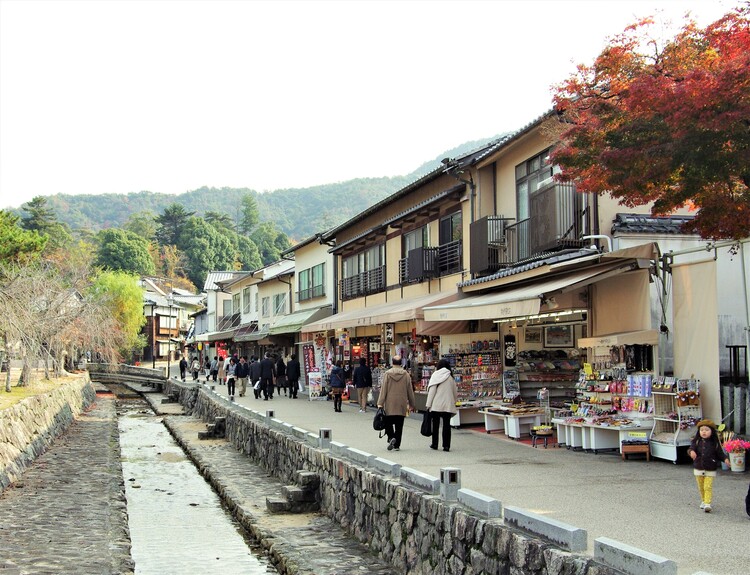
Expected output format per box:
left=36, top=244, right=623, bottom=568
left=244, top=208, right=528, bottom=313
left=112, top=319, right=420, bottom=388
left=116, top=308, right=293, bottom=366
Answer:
left=307, top=370, right=325, bottom=401
left=383, top=323, right=395, bottom=344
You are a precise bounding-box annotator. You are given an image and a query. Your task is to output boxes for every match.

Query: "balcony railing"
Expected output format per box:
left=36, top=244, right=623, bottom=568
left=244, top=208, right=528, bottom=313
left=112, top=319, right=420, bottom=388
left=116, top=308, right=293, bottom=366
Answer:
left=398, top=241, right=463, bottom=286
left=469, top=183, right=594, bottom=276
left=340, top=265, right=386, bottom=301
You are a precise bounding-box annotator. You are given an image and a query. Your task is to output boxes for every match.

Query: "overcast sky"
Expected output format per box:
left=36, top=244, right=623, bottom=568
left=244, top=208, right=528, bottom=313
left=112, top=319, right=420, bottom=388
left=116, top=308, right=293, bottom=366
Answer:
left=0, top=0, right=735, bottom=210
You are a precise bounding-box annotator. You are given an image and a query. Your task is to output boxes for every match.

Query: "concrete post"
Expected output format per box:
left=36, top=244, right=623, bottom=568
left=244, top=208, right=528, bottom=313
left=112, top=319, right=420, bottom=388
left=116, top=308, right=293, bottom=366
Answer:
left=319, top=428, right=332, bottom=449
left=440, top=467, right=461, bottom=501
left=265, top=410, right=275, bottom=419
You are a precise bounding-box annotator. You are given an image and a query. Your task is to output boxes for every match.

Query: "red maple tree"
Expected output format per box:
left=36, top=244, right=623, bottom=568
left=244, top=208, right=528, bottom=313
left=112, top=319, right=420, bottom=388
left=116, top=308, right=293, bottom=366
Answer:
left=551, top=7, right=750, bottom=240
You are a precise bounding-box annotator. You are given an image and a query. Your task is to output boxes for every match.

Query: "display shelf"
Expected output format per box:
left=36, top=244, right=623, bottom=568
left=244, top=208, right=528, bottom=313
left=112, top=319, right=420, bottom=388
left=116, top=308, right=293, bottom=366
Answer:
left=443, top=352, right=503, bottom=400
left=649, top=380, right=702, bottom=463
left=516, top=356, right=580, bottom=406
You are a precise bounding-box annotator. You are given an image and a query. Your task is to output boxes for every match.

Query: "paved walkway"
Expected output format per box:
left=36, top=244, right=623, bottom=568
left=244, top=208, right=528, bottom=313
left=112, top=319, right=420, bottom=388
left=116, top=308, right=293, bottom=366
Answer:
left=0, top=392, right=133, bottom=575
left=196, top=377, right=749, bottom=575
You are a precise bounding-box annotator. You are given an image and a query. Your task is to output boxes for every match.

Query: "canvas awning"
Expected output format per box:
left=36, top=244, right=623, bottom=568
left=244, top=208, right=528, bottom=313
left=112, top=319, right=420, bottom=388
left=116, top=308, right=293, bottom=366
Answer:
left=303, top=292, right=458, bottom=332
left=423, top=263, right=637, bottom=322
left=268, top=306, right=332, bottom=335
left=578, top=329, right=659, bottom=348
left=194, top=328, right=237, bottom=342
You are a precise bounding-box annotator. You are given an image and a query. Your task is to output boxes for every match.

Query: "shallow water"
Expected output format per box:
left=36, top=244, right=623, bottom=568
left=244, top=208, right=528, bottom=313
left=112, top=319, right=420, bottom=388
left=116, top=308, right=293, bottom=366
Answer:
left=118, top=401, right=275, bottom=575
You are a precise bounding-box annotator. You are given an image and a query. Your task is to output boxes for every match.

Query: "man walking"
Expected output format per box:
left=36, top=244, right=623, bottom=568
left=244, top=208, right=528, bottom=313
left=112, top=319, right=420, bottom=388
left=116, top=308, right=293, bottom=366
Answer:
left=259, top=352, right=276, bottom=400
left=377, top=355, right=416, bottom=451
left=236, top=356, right=249, bottom=397
left=353, top=357, right=373, bottom=412
left=209, top=356, right=219, bottom=382
left=286, top=353, right=301, bottom=399
left=249, top=356, right=262, bottom=399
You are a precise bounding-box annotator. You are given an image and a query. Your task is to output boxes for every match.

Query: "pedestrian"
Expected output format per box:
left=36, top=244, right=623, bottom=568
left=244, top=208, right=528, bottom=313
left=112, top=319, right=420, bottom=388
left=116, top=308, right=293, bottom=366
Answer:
left=217, top=355, right=227, bottom=385
left=179, top=356, right=188, bottom=382
left=249, top=356, right=262, bottom=399
left=688, top=419, right=730, bottom=513
left=210, top=356, right=219, bottom=382
left=276, top=355, right=288, bottom=396
left=286, top=353, right=301, bottom=399
left=236, top=356, right=249, bottom=397
left=329, top=360, right=345, bottom=412
left=259, top=352, right=276, bottom=400
left=377, top=355, right=416, bottom=451
left=353, top=357, right=373, bottom=413
left=425, top=359, right=458, bottom=452
left=226, top=356, right=237, bottom=399
left=190, top=356, right=200, bottom=381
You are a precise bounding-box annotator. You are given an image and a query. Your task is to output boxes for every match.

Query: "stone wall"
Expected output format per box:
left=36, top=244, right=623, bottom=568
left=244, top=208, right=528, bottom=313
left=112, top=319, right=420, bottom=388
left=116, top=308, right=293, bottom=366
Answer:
left=170, top=380, right=621, bottom=575
left=0, top=374, right=96, bottom=493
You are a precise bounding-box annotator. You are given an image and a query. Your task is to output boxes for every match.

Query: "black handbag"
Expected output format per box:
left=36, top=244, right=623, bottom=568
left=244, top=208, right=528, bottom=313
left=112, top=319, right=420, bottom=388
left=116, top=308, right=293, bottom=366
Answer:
left=373, top=407, right=386, bottom=431
left=420, top=410, right=432, bottom=437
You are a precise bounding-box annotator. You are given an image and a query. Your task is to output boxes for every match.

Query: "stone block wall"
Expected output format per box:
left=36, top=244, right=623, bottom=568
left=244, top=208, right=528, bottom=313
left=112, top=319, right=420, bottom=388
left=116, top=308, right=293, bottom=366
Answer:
left=0, top=375, right=96, bottom=493
left=172, top=381, right=617, bottom=575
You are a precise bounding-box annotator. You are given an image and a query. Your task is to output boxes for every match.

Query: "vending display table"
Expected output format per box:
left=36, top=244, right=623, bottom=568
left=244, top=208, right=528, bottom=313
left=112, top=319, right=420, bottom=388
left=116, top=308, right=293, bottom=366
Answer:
left=479, top=405, right=545, bottom=439
left=449, top=401, right=493, bottom=427
left=552, top=418, right=652, bottom=454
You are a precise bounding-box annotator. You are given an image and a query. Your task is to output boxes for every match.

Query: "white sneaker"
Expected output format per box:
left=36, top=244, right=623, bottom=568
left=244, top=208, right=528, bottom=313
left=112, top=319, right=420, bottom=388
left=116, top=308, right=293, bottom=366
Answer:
left=700, top=502, right=706, bottom=510
left=704, top=504, right=712, bottom=513
left=387, top=438, right=397, bottom=451
left=358, top=409, right=365, bottom=413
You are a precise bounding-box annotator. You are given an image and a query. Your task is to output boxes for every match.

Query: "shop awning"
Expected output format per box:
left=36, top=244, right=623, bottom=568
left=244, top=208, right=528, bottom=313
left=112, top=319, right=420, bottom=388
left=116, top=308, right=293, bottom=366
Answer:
left=268, top=306, right=332, bottom=335
left=234, top=327, right=267, bottom=342
left=578, top=329, right=660, bottom=348
left=423, top=263, right=636, bottom=322
left=194, top=328, right=237, bottom=342
left=303, top=292, right=458, bottom=332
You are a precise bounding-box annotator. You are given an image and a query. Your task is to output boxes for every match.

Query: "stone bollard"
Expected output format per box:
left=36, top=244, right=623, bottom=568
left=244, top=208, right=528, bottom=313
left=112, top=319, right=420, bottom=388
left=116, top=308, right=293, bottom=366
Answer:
left=440, top=467, right=461, bottom=501
left=265, top=410, right=275, bottom=419
left=319, top=428, right=332, bottom=449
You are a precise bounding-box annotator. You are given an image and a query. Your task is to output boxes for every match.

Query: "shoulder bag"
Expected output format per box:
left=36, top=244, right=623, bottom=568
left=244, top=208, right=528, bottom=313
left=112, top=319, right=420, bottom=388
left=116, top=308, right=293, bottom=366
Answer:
left=420, top=409, right=432, bottom=437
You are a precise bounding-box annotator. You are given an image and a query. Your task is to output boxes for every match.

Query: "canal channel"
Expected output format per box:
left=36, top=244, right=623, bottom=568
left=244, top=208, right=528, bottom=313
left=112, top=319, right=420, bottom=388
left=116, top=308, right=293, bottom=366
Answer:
left=116, top=393, right=276, bottom=574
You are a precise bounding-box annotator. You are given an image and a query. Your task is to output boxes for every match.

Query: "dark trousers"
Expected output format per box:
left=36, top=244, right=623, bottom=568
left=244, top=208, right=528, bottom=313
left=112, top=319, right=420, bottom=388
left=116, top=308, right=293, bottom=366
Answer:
left=430, top=411, right=453, bottom=450
left=332, top=391, right=343, bottom=411
left=289, top=378, right=298, bottom=398
left=253, top=382, right=261, bottom=399
left=227, top=378, right=236, bottom=396
left=384, top=415, right=405, bottom=448
left=211, top=370, right=218, bottom=382
left=261, top=377, right=274, bottom=399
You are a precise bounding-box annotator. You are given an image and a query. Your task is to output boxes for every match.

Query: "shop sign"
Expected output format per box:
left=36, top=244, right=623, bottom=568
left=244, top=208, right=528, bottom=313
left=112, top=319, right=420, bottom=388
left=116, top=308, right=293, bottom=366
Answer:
left=339, top=330, right=349, bottom=347
left=369, top=341, right=381, bottom=352
left=383, top=323, right=395, bottom=344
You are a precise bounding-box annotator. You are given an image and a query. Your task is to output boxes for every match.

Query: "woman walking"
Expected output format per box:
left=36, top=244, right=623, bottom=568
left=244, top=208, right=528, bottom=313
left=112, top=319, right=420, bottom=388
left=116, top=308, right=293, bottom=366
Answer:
left=425, top=359, right=458, bottom=452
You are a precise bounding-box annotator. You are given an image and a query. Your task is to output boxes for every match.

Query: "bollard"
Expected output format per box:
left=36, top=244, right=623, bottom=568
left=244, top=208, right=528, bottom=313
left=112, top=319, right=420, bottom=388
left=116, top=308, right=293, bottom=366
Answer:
left=319, top=428, right=332, bottom=449
left=265, top=410, right=275, bottom=419
left=440, top=467, right=461, bottom=501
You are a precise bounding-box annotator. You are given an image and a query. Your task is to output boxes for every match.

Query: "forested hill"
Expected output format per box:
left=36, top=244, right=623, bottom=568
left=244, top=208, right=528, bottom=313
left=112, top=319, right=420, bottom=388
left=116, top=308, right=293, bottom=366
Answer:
left=18, top=135, right=502, bottom=241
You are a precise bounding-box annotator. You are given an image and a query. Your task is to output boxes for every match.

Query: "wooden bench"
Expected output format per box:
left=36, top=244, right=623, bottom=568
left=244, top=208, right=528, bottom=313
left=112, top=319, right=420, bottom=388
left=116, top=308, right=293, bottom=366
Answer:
left=621, top=443, right=650, bottom=461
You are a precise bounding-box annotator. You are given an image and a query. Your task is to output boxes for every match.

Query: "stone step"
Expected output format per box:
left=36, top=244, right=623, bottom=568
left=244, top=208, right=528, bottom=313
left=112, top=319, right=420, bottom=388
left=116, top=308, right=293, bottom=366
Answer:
left=281, top=485, right=317, bottom=503
left=266, top=497, right=292, bottom=513
left=296, top=470, right=320, bottom=488
left=197, top=430, right=212, bottom=440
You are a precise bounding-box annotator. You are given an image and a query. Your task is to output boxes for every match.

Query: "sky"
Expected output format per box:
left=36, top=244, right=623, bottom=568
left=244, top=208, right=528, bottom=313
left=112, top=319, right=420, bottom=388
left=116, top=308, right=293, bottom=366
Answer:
left=0, top=0, right=737, bottom=210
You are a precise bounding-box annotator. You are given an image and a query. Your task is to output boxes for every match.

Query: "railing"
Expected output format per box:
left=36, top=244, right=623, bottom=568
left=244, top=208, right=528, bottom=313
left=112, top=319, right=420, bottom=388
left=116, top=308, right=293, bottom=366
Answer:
left=340, top=265, right=386, bottom=301
left=472, top=184, right=593, bottom=275
left=437, top=240, right=462, bottom=276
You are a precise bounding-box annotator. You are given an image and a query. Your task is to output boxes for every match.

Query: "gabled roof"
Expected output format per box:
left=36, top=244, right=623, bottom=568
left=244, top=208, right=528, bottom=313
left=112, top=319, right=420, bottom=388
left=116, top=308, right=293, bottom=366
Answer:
left=204, top=271, right=249, bottom=291
left=611, top=213, right=696, bottom=235
left=474, top=109, right=556, bottom=167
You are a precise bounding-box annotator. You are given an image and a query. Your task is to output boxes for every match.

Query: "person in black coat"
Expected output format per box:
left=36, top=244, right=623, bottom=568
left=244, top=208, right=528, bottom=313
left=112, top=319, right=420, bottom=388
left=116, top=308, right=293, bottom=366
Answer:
left=259, top=352, right=276, bottom=400
left=249, top=356, right=262, bottom=399
left=286, top=354, right=301, bottom=399
left=276, top=356, right=288, bottom=396
left=352, top=357, right=373, bottom=412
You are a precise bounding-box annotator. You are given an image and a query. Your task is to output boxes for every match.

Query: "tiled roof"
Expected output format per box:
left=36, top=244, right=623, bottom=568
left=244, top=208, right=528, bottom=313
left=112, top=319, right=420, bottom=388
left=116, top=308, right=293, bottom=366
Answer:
left=611, top=213, right=695, bottom=235
left=457, top=248, right=598, bottom=288
left=474, top=109, right=556, bottom=165
left=204, top=271, right=244, bottom=291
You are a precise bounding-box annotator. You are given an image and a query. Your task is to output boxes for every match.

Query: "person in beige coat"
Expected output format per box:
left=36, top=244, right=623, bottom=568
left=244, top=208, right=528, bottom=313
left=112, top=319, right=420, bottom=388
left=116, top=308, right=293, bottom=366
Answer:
left=425, top=358, right=458, bottom=452
left=377, top=355, right=416, bottom=451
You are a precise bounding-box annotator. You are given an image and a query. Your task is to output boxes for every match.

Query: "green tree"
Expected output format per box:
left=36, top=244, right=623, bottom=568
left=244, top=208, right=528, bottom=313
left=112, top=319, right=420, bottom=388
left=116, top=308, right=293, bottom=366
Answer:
left=95, top=228, right=155, bottom=275
left=239, top=194, right=259, bottom=235
left=0, top=210, right=47, bottom=263
left=250, top=222, right=291, bottom=264
left=88, top=270, right=146, bottom=356
left=178, top=217, right=236, bottom=286
left=205, top=211, right=235, bottom=234
left=123, top=211, right=157, bottom=242
left=155, top=203, right=195, bottom=246
left=234, top=234, right=262, bottom=270
left=20, top=196, right=72, bottom=252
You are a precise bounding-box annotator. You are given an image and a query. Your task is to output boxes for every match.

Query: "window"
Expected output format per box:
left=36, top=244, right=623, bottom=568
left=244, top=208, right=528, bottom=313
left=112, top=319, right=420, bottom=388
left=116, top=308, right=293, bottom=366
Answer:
left=439, top=211, right=462, bottom=244
left=261, top=296, right=270, bottom=317
left=254, top=293, right=258, bottom=313
left=222, top=299, right=232, bottom=315
left=273, top=293, right=286, bottom=315
left=242, top=287, right=251, bottom=314
left=516, top=148, right=553, bottom=221
left=403, top=225, right=429, bottom=257
left=298, top=263, right=326, bottom=301
left=232, top=293, right=240, bottom=315
left=343, top=244, right=384, bottom=276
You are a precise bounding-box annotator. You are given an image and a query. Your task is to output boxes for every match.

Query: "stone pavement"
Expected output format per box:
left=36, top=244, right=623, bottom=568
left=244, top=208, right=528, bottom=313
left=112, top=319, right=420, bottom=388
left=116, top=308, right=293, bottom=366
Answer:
left=192, top=377, right=750, bottom=575
left=0, top=391, right=133, bottom=575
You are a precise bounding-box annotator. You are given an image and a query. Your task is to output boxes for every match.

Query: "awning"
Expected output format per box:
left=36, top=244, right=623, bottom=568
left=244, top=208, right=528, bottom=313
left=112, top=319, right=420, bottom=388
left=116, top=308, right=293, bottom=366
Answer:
left=303, top=292, right=458, bottom=332
left=235, top=327, right=267, bottom=342
left=268, top=306, right=332, bottom=335
left=578, top=329, right=659, bottom=348
left=423, top=263, right=636, bottom=322
left=194, top=328, right=237, bottom=342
